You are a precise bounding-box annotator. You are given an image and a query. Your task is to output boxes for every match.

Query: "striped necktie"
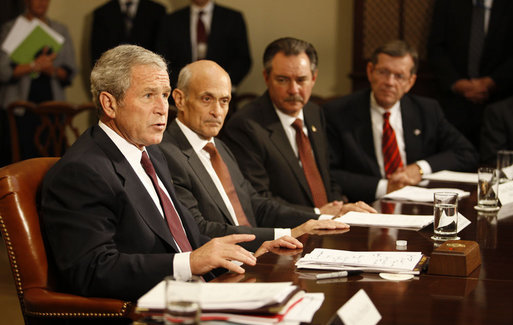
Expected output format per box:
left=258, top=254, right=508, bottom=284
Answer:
left=382, top=112, right=403, bottom=176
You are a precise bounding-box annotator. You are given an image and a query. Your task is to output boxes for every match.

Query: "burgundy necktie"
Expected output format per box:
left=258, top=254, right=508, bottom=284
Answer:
left=196, top=11, right=207, bottom=59
left=203, top=143, right=251, bottom=226
left=382, top=112, right=403, bottom=177
left=141, top=151, right=192, bottom=252
left=291, top=119, right=328, bottom=208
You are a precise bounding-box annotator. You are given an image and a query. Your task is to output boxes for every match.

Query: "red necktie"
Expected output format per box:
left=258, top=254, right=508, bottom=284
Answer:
left=141, top=151, right=192, bottom=252
left=291, top=119, right=328, bottom=208
left=196, top=10, right=207, bottom=60
left=203, top=143, right=251, bottom=226
left=382, top=112, right=403, bottom=177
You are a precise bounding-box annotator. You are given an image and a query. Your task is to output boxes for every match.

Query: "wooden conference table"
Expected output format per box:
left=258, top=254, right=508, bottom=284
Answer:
left=212, top=180, right=513, bottom=325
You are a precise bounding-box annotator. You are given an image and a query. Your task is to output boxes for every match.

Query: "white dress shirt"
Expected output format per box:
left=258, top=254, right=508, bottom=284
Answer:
left=176, top=119, right=290, bottom=239
left=99, top=121, right=192, bottom=280
left=369, top=93, right=431, bottom=199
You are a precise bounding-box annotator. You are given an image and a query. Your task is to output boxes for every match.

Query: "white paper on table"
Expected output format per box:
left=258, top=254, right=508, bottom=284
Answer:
left=137, top=281, right=295, bottom=311
left=457, top=213, right=471, bottom=233
left=335, top=211, right=433, bottom=230
left=384, top=186, right=470, bottom=202
left=502, top=165, right=513, bottom=179
left=498, top=202, right=513, bottom=220
left=282, top=293, right=324, bottom=323
left=423, top=170, right=478, bottom=184
left=296, top=248, right=423, bottom=273
left=499, top=181, right=513, bottom=206
left=337, top=289, right=381, bottom=325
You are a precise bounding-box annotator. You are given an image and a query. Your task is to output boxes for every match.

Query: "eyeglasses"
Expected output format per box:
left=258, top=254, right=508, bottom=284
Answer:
left=374, top=68, right=410, bottom=83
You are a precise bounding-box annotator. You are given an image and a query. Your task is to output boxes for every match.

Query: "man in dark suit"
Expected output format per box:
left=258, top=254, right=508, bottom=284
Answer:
left=158, top=60, right=351, bottom=252
left=324, top=40, right=478, bottom=203
left=41, top=45, right=258, bottom=302
left=156, top=0, right=251, bottom=89
left=427, top=0, right=513, bottom=148
left=91, top=0, right=166, bottom=66
left=480, top=96, right=513, bottom=164
left=223, top=37, right=376, bottom=215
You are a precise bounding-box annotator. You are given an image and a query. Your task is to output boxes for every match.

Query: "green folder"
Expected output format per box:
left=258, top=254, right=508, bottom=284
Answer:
left=10, top=25, right=63, bottom=64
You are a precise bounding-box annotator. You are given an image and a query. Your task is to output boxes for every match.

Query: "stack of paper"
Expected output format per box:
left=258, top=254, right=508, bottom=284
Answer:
left=296, top=248, right=426, bottom=275
left=136, top=281, right=323, bottom=324
left=334, top=211, right=433, bottom=230
left=383, top=186, right=470, bottom=202
left=1, top=16, right=64, bottom=64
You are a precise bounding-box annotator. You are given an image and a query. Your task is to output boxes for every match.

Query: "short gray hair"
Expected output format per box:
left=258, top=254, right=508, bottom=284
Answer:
left=370, top=40, right=419, bottom=75
left=90, top=45, right=168, bottom=116
left=175, top=64, right=193, bottom=96
left=263, top=37, right=318, bottom=75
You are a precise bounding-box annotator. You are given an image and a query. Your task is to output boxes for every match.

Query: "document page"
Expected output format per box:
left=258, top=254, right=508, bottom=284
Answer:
left=383, top=186, right=470, bottom=202
left=423, top=170, right=478, bottom=183
left=334, top=211, right=433, bottom=230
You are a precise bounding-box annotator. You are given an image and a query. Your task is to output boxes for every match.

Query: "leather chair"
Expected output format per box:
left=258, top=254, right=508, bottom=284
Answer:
left=6, top=101, right=96, bottom=163
left=0, top=158, right=132, bottom=324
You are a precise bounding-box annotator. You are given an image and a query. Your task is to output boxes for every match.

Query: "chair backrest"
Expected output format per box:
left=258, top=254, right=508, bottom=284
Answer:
left=7, top=101, right=96, bottom=163
left=0, top=158, right=132, bottom=323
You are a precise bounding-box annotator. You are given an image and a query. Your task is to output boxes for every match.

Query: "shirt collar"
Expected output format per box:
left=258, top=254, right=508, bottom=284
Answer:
left=99, top=121, right=146, bottom=167
left=370, top=91, right=401, bottom=116
left=274, top=104, right=305, bottom=128
left=175, top=119, right=213, bottom=154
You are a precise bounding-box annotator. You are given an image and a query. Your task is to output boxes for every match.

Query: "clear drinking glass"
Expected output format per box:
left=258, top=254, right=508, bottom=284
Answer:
left=431, top=192, right=459, bottom=241
left=164, top=276, right=202, bottom=325
left=497, top=150, right=513, bottom=183
left=477, top=167, right=499, bottom=211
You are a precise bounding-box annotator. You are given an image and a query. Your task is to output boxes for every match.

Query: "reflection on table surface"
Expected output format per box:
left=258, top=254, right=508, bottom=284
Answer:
left=212, top=180, right=513, bottom=324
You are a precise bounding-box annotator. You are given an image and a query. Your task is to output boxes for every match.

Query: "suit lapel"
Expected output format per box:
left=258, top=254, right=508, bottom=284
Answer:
left=400, top=95, right=423, bottom=165
left=91, top=126, right=180, bottom=251
left=356, top=93, right=381, bottom=176
left=169, top=122, right=236, bottom=226
left=260, top=95, right=313, bottom=202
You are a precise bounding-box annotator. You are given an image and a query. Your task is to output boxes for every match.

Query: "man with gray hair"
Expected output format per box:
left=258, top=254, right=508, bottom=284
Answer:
left=41, top=45, right=260, bottom=302
left=324, top=40, right=478, bottom=203
left=223, top=37, right=375, bottom=216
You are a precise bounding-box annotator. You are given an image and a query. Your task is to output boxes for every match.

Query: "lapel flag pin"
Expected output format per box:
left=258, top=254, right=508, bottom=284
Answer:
left=414, top=129, right=421, bottom=136
left=311, top=125, right=317, bottom=132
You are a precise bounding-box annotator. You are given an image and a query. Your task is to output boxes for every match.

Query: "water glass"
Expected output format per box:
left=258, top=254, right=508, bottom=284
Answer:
left=164, top=276, right=201, bottom=325
left=477, top=167, right=499, bottom=210
left=432, top=192, right=459, bottom=241
left=497, top=150, right=513, bottom=183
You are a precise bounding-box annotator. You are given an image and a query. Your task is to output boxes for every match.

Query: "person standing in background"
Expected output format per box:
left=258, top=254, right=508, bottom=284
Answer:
left=428, top=0, right=513, bottom=148
left=156, top=0, right=251, bottom=92
left=0, top=0, right=76, bottom=161
left=90, top=0, right=165, bottom=66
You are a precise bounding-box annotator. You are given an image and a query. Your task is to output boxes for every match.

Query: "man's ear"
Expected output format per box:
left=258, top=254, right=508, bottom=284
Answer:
left=172, top=88, right=186, bottom=112
left=99, top=91, right=118, bottom=119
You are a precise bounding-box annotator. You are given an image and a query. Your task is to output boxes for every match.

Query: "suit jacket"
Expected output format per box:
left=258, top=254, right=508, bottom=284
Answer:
left=158, top=121, right=316, bottom=251
left=156, top=4, right=251, bottom=87
left=91, top=0, right=166, bottom=65
left=324, top=89, right=479, bottom=203
left=480, top=96, right=513, bottom=164
left=427, top=0, right=513, bottom=147
left=223, top=92, right=343, bottom=212
left=428, top=0, right=513, bottom=99
left=41, top=125, right=210, bottom=301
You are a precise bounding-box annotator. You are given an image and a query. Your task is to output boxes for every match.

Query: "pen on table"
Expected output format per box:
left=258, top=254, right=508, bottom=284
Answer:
left=315, top=270, right=363, bottom=280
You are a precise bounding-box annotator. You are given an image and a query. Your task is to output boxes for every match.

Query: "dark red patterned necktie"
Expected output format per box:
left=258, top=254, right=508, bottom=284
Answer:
left=292, top=119, right=328, bottom=208
left=382, top=112, right=403, bottom=177
left=203, top=143, right=251, bottom=226
left=141, top=151, right=192, bottom=252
